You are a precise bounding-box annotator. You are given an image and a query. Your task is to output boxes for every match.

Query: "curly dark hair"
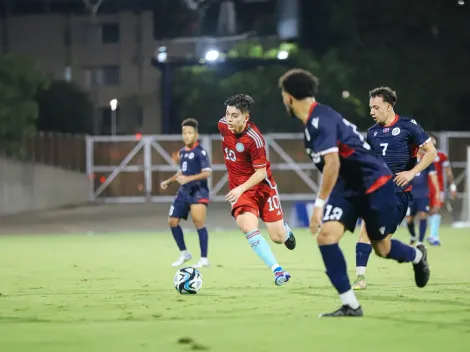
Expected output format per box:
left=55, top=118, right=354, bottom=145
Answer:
left=224, top=94, right=254, bottom=114
left=369, top=87, right=397, bottom=106
left=278, top=68, right=319, bottom=100
left=181, top=117, right=199, bottom=130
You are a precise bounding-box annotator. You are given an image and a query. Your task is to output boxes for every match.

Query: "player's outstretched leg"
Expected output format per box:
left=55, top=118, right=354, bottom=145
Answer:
left=190, top=204, right=210, bottom=268
left=371, top=235, right=430, bottom=288
left=353, top=221, right=372, bottom=291
left=237, top=212, right=290, bottom=286
left=169, top=217, right=192, bottom=267
left=317, top=221, right=363, bottom=317
left=265, top=220, right=296, bottom=250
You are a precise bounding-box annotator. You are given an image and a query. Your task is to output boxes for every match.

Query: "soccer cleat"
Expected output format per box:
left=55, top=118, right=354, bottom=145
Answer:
left=283, top=222, right=296, bottom=250
left=274, top=270, right=291, bottom=286
left=171, top=253, right=192, bottom=268
left=319, top=305, right=364, bottom=317
left=426, top=237, right=441, bottom=246
left=352, top=275, right=367, bottom=290
left=413, top=244, right=430, bottom=288
left=192, top=258, right=210, bottom=268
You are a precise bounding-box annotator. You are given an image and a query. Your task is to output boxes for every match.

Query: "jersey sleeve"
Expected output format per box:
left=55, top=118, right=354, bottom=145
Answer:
left=248, top=137, right=268, bottom=169
left=408, top=119, right=430, bottom=147
left=440, top=152, right=450, bottom=167
left=198, top=149, right=212, bottom=171
left=310, top=116, right=339, bottom=155
left=366, top=128, right=373, bottom=145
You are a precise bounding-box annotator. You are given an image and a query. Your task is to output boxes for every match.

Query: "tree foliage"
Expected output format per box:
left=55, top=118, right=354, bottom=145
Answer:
left=314, top=0, right=470, bottom=130
left=36, top=80, right=94, bottom=134
left=0, top=54, right=48, bottom=156
left=172, top=41, right=363, bottom=133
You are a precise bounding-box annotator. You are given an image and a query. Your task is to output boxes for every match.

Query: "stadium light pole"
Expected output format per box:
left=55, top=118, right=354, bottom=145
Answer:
left=151, top=56, right=296, bottom=134
left=109, top=98, right=118, bottom=136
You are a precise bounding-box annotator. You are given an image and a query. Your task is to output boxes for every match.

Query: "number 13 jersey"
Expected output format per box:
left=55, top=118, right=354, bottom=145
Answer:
left=304, top=102, right=392, bottom=196
left=218, top=118, right=277, bottom=191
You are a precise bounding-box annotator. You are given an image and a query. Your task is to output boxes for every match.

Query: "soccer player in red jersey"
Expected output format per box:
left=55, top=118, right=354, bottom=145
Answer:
left=427, top=135, right=457, bottom=246
left=218, top=94, right=296, bottom=286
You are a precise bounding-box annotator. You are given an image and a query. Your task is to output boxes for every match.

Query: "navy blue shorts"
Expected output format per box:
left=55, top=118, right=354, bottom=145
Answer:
left=324, top=178, right=400, bottom=240
left=388, top=191, right=411, bottom=234
left=169, top=188, right=209, bottom=220
left=408, top=196, right=429, bottom=217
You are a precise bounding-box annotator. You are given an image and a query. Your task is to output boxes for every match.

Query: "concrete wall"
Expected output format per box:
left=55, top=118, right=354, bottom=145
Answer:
left=0, top=158, right=88, bottom=215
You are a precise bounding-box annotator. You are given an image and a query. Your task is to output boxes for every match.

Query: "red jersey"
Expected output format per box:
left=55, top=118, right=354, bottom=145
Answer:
left=218, top=118, right=276, bottom=191
left=432, top=151, right=449, bottom=191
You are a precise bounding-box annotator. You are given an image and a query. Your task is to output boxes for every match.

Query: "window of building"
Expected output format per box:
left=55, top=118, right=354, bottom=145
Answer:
left=101, top=23, right=120, bottom=44
left=83, top=65, right=120, bottom=87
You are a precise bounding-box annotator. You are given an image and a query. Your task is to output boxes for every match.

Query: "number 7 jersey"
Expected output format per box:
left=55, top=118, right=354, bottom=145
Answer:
left=218, top=118, right=277, bottom=191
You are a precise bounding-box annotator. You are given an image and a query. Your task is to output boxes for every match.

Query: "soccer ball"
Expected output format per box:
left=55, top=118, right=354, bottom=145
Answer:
left=174, top=267, right=203, bottom=294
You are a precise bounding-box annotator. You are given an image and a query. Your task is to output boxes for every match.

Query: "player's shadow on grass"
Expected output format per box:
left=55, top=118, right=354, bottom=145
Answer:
left=289, top=290, right=470, bottom=308
left=367, top=315, right=470, bottom=333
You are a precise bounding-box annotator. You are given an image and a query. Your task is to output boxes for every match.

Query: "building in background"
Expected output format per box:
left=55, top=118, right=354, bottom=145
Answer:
left=0, top=0, right=298, bottom=135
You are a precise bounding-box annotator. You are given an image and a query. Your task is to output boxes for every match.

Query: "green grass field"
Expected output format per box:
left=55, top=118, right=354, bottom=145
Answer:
left=1, top=227, right=470, bottom=351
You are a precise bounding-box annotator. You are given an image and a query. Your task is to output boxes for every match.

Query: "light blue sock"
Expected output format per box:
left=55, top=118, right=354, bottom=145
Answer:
left=430, top=214, right=441, bottom=239
left=245, top=229, right=281, bottom=272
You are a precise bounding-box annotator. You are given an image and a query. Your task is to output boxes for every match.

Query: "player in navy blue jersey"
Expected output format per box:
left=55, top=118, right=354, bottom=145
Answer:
left=406, top=149, right=440, bottom=245
left=279, top=69, right=431, bottom=317
left=160, top=118, right=211, bottom=268
left=351, top=87, right=437, bottom=290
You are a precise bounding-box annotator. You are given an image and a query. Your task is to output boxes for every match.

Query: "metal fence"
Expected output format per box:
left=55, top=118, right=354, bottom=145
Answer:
left=3, top=130, right=469, bottom=221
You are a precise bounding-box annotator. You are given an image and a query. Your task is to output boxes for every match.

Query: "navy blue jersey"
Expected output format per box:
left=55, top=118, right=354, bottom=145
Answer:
left=367, top=115, right=430, bottom=192
left=177, top=142, right=211, bottom=200
left=304, top=102, right=391, bottom=196
left=411, top=161, right=436, bottom=198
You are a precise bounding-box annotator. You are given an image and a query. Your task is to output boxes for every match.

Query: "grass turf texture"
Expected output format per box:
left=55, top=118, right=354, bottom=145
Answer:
left=1, top=228, right=470, bottom=351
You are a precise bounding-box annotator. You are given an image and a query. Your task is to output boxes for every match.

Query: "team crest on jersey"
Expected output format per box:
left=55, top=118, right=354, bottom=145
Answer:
left=374, top=132, right=378, bottom=137
left=392, top=127, right=401, bottom=136
left=235, top=142, right=245, bottom=152
left=383, top=128, right=389, bottom=133
left=188, top=152, right=194, bottom=159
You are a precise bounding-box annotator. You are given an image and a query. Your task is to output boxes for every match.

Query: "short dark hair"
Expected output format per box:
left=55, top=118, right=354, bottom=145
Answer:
left=181, top=117, right=198, bottom=131
left=279, top=69, right=319, bottom=100
left=369, top=87, right=397, bottom=106
left=224, top=94, right=254, bottom=114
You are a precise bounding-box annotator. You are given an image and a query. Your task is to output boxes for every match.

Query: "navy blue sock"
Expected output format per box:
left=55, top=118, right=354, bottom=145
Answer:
left=407, top=221, right=416, bottom=241
left=356, top=243, right=372, bottom=268
left=419, top=219, right=427, bottom=242
left=319, top=244, right=351, bottom=294
left=386, top=239, right=416, bottom=263
left=197, top=227, right=208, bottom=258
left=170, top=226, right=186, bottom=251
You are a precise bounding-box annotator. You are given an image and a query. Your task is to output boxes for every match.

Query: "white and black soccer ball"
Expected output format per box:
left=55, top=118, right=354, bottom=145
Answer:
left=174, top=267, right=203, bottom=294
